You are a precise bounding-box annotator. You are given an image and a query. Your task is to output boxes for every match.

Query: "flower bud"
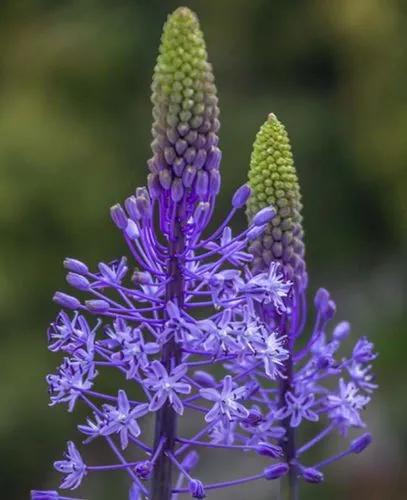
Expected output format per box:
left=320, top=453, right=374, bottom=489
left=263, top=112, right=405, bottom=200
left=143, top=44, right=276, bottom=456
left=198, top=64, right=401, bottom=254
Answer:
left=301, top=467, right=324, bottom=483
left=252, top=206, right=276, bottom=226
left=193, top=202, right=210, bottom=228
left=132, top=271, right=152, bottom=285
left=171, top=178, right=184, bottom=202
left=333, top=321, right=350, bottom=341
left=324, top=299, right=336, bottom=321
left=195, top=170, right=209, bottom=199
left=205, top=146, right=221, bottom=171
left=53, top=292, right=81, bottom=310
left=63, top=258, right=88, bottom=275
left=134, top=460, right=153, bottom=479
left=193, top=370, right=216, bottom=387
left=352, top=338, right=376, bottom=363
left=209, top=169, right=221, bottom=195
left=135, top=188, right=151, bottom=217
left=242, top=407, right=263, bottom=426
left=232, top=184, right=252, bottom=209
left=263, top=463, right=289, bottom=480
left=256, top=442, right=283, bottom=458
left=147, top=173, right=161, bottom=199
left=125, top=220, right=140, bottom=240
left=182, top=450, right=199, bottom=471
left=66, top=273, right=90, bottom=291
left=350, top=433, right=372, bottom=454
left=110, top=204, right=127, bottom=229
left=30, top=491, right=59, bottom=500
left=124, top=196, right=141, bottom=221
left=85, top=299, right=110, bottom=313
left=189, top=479, right=206, bottom=499
left=182, top=166, right=197, bottom=188
left=247, top=224, right=267, bottom=241
left=159, top=168, right=172, bottom=190
left=314, top=288, right=330, bottom=311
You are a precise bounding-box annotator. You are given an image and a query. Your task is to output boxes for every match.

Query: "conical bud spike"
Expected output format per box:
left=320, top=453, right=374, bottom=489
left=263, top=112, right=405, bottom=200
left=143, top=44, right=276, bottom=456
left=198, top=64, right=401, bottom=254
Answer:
left=246, top=113, right=307, bottom=291
left=150, top=7, right=220, bottom=209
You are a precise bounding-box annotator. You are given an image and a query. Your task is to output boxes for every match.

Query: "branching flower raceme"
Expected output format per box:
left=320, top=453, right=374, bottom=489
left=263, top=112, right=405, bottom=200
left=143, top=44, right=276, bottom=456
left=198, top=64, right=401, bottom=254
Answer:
left=32, top=7, right=376, bottom=500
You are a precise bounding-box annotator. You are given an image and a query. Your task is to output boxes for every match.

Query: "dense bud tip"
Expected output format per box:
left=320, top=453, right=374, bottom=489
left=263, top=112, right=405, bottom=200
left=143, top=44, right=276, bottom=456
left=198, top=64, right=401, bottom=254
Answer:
left=150, top=5, right=220, bottom=215
left=247, top=115, right=306, bottom=289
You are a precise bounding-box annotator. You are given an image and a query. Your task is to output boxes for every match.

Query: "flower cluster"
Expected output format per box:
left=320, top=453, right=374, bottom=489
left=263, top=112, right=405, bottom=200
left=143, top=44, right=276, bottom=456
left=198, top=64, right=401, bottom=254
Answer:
left=33, top=7, right=376, bottom=500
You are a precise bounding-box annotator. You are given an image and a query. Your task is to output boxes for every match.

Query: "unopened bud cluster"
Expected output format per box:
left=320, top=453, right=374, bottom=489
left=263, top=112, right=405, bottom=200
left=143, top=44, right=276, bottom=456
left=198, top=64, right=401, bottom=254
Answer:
left=247, top=113, right=306, bottom=291
left=149, top=7, right=221, bottom=224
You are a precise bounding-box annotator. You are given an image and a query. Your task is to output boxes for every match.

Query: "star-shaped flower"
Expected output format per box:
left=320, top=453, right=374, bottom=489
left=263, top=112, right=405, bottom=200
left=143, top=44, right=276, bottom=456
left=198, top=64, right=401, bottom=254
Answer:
left=54, top=442, right=86, bottom=490
left=200, top=375, right=249, bottom=423
left=143, top=361, right=191, bottom=415
left=244, top=262, right=291, bottom=312
left=251, top=331, right=289, bottom=379
left=276, top=390, right=319, bottom=427
left=326, top=379, right=370, bottom=430
left=101, top=390, right=148, bottom=449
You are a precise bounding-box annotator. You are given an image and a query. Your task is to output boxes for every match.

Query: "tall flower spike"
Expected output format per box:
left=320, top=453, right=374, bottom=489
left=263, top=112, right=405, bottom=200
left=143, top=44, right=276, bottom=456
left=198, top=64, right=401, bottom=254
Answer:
left=246, top=116, right=376, bottom=499
left=150, top=7, right=221, bottom=231
left=247, top=113, right=306, bottom=292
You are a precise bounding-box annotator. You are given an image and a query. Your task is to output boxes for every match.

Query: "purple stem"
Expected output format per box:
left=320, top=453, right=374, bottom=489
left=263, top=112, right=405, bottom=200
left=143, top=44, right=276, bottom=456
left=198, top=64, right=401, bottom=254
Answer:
left=276, top=304, right=299, bottom=500
left=150, top=211, right=185, bottom=500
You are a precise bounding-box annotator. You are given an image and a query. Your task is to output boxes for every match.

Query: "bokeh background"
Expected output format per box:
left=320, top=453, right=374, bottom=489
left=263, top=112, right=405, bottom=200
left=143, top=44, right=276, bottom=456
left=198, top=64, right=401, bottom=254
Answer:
left=1, top=1, right=406, bottom=499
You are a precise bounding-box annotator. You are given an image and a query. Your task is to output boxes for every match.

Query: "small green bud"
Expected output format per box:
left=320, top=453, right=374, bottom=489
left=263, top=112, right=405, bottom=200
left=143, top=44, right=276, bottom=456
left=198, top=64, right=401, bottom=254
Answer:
left=247, top=113, right=307, bottom=290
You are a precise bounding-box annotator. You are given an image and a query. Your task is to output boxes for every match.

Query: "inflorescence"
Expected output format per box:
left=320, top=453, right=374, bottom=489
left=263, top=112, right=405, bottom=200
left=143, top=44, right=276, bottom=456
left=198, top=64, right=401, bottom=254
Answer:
left=32, top=7, right=376, bottom=500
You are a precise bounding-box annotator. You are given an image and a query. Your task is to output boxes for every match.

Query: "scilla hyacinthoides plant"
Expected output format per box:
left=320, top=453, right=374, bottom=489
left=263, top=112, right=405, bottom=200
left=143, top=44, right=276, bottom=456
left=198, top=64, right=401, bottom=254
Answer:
left=32, top=7, right=376, bottom=500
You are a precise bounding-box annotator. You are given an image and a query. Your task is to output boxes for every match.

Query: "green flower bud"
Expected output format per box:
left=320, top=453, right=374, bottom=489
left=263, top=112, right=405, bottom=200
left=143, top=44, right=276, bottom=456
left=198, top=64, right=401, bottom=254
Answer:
left=246, top=113, right=307, bottom=291
left=150, top=7, right=220, bottom=204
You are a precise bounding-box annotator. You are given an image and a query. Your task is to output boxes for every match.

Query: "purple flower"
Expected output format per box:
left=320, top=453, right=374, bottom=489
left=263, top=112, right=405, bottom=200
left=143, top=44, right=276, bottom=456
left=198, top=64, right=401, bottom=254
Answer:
left=200, top=375, right=249, bottom=423
left=77, top=412, right=105, bottom=442
left=111, top=327, right=160, bottom=379
left=244, top=262, right=291, bottom=311
left=326, top=379, right=370, bottom=430
left=100, top=390, right=149, bottom=449
left=95, top=258, right=128, bottom=286
left=47, top=359, right=96, bottom=412
left=251, top=331, right=289, bottom=379
left=202, top=309, right=241, bottom=354
left=204, top=226, right=252, bottom=266
left=352, top=337, right=377, bottom=363
left=206, top=270, right=244, bottom=307
left=161, top=302, right=202, bottom=344
left=347, top=361, right=377, bottom=393
left=54, top=442, right=86, bottom=490
left=143, top=361, right=191, bottom=415
left=276, top=390, right=319, bottom=427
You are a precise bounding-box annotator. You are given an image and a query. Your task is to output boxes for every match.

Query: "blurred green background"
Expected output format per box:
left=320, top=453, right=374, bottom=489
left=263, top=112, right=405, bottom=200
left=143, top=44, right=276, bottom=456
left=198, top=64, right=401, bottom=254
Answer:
left=0, top=0, right=406, bottom=499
